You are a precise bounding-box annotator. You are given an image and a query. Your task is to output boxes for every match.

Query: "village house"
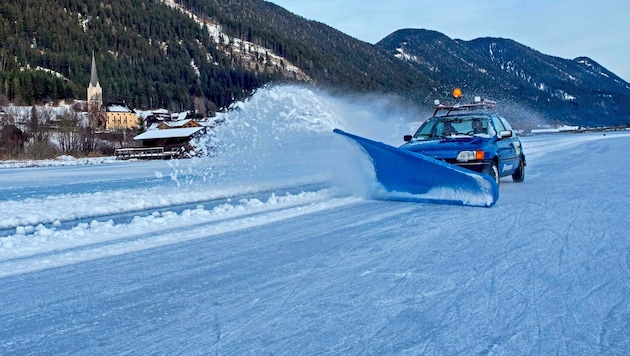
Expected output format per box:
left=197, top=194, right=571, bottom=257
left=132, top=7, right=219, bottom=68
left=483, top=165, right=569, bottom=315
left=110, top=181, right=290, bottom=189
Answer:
left=133, top=125, right=206, bottom=150
left=156, top=118, right=202, bottom=130
left=115, top=119, right=206, bottom=160
left=142, top=109, right=172, bottom=128
left=104, top=102, right=139, bottom=129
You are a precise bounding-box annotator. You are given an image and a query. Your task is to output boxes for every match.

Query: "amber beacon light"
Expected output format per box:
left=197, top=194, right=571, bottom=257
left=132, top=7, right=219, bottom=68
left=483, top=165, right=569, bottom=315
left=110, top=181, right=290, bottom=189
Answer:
left=452, top=87, right=463, bottom=99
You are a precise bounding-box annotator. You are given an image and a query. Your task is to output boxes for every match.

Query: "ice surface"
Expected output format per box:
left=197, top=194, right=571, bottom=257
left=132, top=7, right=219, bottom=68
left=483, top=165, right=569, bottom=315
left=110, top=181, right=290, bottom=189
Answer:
left=2, top=84, right=630, bottom=354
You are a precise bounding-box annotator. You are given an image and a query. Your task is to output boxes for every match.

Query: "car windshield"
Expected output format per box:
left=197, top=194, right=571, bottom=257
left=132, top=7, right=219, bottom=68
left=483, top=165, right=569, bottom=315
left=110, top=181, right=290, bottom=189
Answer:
left=412, top=116, right=492, bottom=140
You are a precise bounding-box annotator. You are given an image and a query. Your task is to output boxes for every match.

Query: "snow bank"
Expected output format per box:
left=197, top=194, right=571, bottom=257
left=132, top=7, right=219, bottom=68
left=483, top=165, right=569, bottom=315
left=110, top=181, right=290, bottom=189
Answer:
left=0, top=155, right=118, bottom=168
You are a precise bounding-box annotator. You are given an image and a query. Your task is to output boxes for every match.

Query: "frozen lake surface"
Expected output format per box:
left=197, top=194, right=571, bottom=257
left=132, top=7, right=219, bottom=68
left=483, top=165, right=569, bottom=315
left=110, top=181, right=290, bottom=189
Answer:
left=1, top=86, right=629, bottom=354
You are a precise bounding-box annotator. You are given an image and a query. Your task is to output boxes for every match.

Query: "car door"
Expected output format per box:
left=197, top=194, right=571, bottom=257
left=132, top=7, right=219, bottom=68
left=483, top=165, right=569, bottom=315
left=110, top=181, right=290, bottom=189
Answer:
left=491, top=116, right=520, bottom=175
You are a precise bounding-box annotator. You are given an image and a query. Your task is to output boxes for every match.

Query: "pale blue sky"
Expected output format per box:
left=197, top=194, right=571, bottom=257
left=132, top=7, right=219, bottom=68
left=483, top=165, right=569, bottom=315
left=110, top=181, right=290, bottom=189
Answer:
left=270, top=0, right=630, bottom=82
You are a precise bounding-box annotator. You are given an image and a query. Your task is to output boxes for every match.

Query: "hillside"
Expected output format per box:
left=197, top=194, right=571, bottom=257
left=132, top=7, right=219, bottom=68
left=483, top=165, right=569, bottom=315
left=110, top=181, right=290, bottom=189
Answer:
left=376, top=29, right=630, bottom=128
left=0, top=0, right=435, bottom=114
left=180, top=0, right=436, bottom=94
left=0, top=0, right=629, bottom=128
left=0, top=0, right=274, bottom=112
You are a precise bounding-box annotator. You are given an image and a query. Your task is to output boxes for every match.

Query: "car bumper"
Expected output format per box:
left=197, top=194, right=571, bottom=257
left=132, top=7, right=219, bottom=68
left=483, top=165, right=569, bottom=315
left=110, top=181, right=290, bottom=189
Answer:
left=445, top=159, right=492, bottom=174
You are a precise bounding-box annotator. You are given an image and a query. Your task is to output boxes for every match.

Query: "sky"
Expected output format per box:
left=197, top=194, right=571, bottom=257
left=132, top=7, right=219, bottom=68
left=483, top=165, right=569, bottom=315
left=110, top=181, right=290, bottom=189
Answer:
left=270, top=0, right=630, bottom=82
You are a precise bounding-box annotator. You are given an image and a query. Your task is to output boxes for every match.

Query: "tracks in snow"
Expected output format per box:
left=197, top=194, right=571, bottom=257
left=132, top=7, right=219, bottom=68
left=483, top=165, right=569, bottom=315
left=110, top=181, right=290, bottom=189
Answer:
left=0, top=182, right=330, bottom=238
left=0, top=183, right=363, bottom=278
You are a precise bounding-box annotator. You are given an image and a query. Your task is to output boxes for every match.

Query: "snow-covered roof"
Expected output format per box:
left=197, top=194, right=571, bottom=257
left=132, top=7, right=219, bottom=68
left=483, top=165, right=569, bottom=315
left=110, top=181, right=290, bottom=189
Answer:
left=163, top=119, right=194, bottom=128
left=133, top=127, right=204, bottom=140
left=134, top=110, right=153, bottom=119
left=106, top=104, right=132, bottom=113
left=136, top=108, right=172, bottom=119
left=147, top=122, right=161, bottom=130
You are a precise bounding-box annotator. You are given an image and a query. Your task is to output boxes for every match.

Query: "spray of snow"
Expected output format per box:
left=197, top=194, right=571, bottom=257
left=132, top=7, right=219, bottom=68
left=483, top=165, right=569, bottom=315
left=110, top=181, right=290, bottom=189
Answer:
left=173, top=84, right=423, bottom=198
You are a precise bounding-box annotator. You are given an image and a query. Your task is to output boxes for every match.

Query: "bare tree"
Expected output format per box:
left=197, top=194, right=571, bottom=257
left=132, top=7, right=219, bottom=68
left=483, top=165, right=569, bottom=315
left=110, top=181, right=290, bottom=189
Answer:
left=28, top=106, right=54, bottom=142
left=57, top=111, right=83, bottom=154
left=193, top=96, right=207, bottom=117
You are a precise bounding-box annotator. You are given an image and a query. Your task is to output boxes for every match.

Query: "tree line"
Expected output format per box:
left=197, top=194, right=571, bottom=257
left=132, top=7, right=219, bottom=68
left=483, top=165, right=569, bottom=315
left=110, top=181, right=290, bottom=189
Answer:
left=0, top=0, right=272, bottom=112
left=1, top=0, right=437, bottom=113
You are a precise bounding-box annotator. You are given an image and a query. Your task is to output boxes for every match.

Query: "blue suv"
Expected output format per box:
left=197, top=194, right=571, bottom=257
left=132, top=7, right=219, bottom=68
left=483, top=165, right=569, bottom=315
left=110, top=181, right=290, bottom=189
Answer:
left=400, top=99, right=526, bottom=185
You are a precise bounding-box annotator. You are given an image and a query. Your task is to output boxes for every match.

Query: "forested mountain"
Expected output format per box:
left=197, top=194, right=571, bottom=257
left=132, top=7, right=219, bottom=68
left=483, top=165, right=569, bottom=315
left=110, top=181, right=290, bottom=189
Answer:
left=0, top=0, right=435, bottom=114
left=177, top=0, right=435, bottom=94
left=377, top=29, right=630, bottom=127
left=0, top=0, right=272, bottom=111
left=1, top=0, right=629, bottom=128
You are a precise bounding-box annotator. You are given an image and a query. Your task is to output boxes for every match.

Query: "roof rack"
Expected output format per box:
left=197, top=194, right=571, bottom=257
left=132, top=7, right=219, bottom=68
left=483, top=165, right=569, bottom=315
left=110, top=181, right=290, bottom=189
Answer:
left=433, top=98, right=497, bottom=116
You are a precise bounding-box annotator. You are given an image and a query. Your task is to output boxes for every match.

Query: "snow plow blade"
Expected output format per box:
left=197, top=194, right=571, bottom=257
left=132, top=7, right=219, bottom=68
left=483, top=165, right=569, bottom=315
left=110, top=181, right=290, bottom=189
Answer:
left=334, top=129, right=499, bottom=207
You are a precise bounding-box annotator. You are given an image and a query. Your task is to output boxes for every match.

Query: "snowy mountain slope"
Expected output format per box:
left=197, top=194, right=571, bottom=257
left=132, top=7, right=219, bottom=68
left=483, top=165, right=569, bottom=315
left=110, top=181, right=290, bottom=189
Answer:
left=1, top=86, right=630, bottom=354
left=377, top=29, right=630, bottom=128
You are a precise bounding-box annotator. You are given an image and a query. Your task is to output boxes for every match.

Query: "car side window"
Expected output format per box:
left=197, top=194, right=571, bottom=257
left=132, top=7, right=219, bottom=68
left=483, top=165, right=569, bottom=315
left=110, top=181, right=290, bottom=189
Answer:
left=413, top=118, right=438, bottom=138
left=494, top=116, right=505, bottom=130
left=490, top=116, right=505, bottom=135
left=499, top=117, right=513, bottom=132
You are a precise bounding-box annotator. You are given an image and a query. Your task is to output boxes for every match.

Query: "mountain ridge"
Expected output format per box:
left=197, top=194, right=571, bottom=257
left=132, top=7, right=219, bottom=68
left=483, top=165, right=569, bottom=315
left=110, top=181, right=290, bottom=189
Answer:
left=0, top=0, right=628, bottom=129
left=377, top=29, right=630, bottom=127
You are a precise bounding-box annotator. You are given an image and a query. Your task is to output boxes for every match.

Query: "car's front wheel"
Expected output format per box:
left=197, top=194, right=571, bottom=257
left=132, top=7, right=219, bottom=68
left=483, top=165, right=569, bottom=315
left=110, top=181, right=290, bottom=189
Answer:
left=512, top=157, right=525, bottom=182
left=484, top=161, right=500, bottom=186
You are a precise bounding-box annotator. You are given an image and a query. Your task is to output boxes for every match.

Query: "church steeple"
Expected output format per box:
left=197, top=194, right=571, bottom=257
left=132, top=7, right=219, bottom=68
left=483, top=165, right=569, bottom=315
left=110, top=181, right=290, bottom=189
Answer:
left=87, top=52, right=102, bottom=109
left=90, top=52, right=99, bottom=87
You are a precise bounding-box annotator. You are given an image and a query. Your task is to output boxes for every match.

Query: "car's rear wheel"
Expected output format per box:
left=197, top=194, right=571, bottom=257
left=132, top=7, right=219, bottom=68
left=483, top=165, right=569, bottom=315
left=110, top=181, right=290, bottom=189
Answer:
left=512, top=157, right=525, bottom=182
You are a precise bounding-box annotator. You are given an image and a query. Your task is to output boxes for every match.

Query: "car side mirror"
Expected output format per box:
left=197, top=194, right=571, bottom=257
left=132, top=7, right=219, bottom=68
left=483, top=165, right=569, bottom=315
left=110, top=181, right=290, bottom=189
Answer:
left=498, top=130, right=513, bottom=139
left=403, top=135, right=413, bottom=142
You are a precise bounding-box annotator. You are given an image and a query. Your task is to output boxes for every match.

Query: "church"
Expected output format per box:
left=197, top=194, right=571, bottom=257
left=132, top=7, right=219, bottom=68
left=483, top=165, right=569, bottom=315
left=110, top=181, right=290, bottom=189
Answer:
left=87, top=53, right=139, bottom=130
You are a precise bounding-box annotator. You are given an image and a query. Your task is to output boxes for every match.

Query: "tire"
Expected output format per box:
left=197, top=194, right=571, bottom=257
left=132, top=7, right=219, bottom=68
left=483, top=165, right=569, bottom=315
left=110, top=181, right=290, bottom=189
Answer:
left=512, top=157, right=525, bottom=182
left=485, top=161, right=500, bottom=186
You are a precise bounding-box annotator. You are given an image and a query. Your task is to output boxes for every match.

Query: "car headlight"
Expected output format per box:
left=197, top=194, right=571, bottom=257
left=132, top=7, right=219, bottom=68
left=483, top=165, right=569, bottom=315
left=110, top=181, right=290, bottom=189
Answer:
left=457, top=150, right=485, bottom=162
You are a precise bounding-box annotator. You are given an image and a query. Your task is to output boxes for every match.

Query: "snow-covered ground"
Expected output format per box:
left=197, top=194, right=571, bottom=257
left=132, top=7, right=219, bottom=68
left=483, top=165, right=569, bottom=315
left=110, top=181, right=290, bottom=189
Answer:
left=1, top=85, right=630, bottom=354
